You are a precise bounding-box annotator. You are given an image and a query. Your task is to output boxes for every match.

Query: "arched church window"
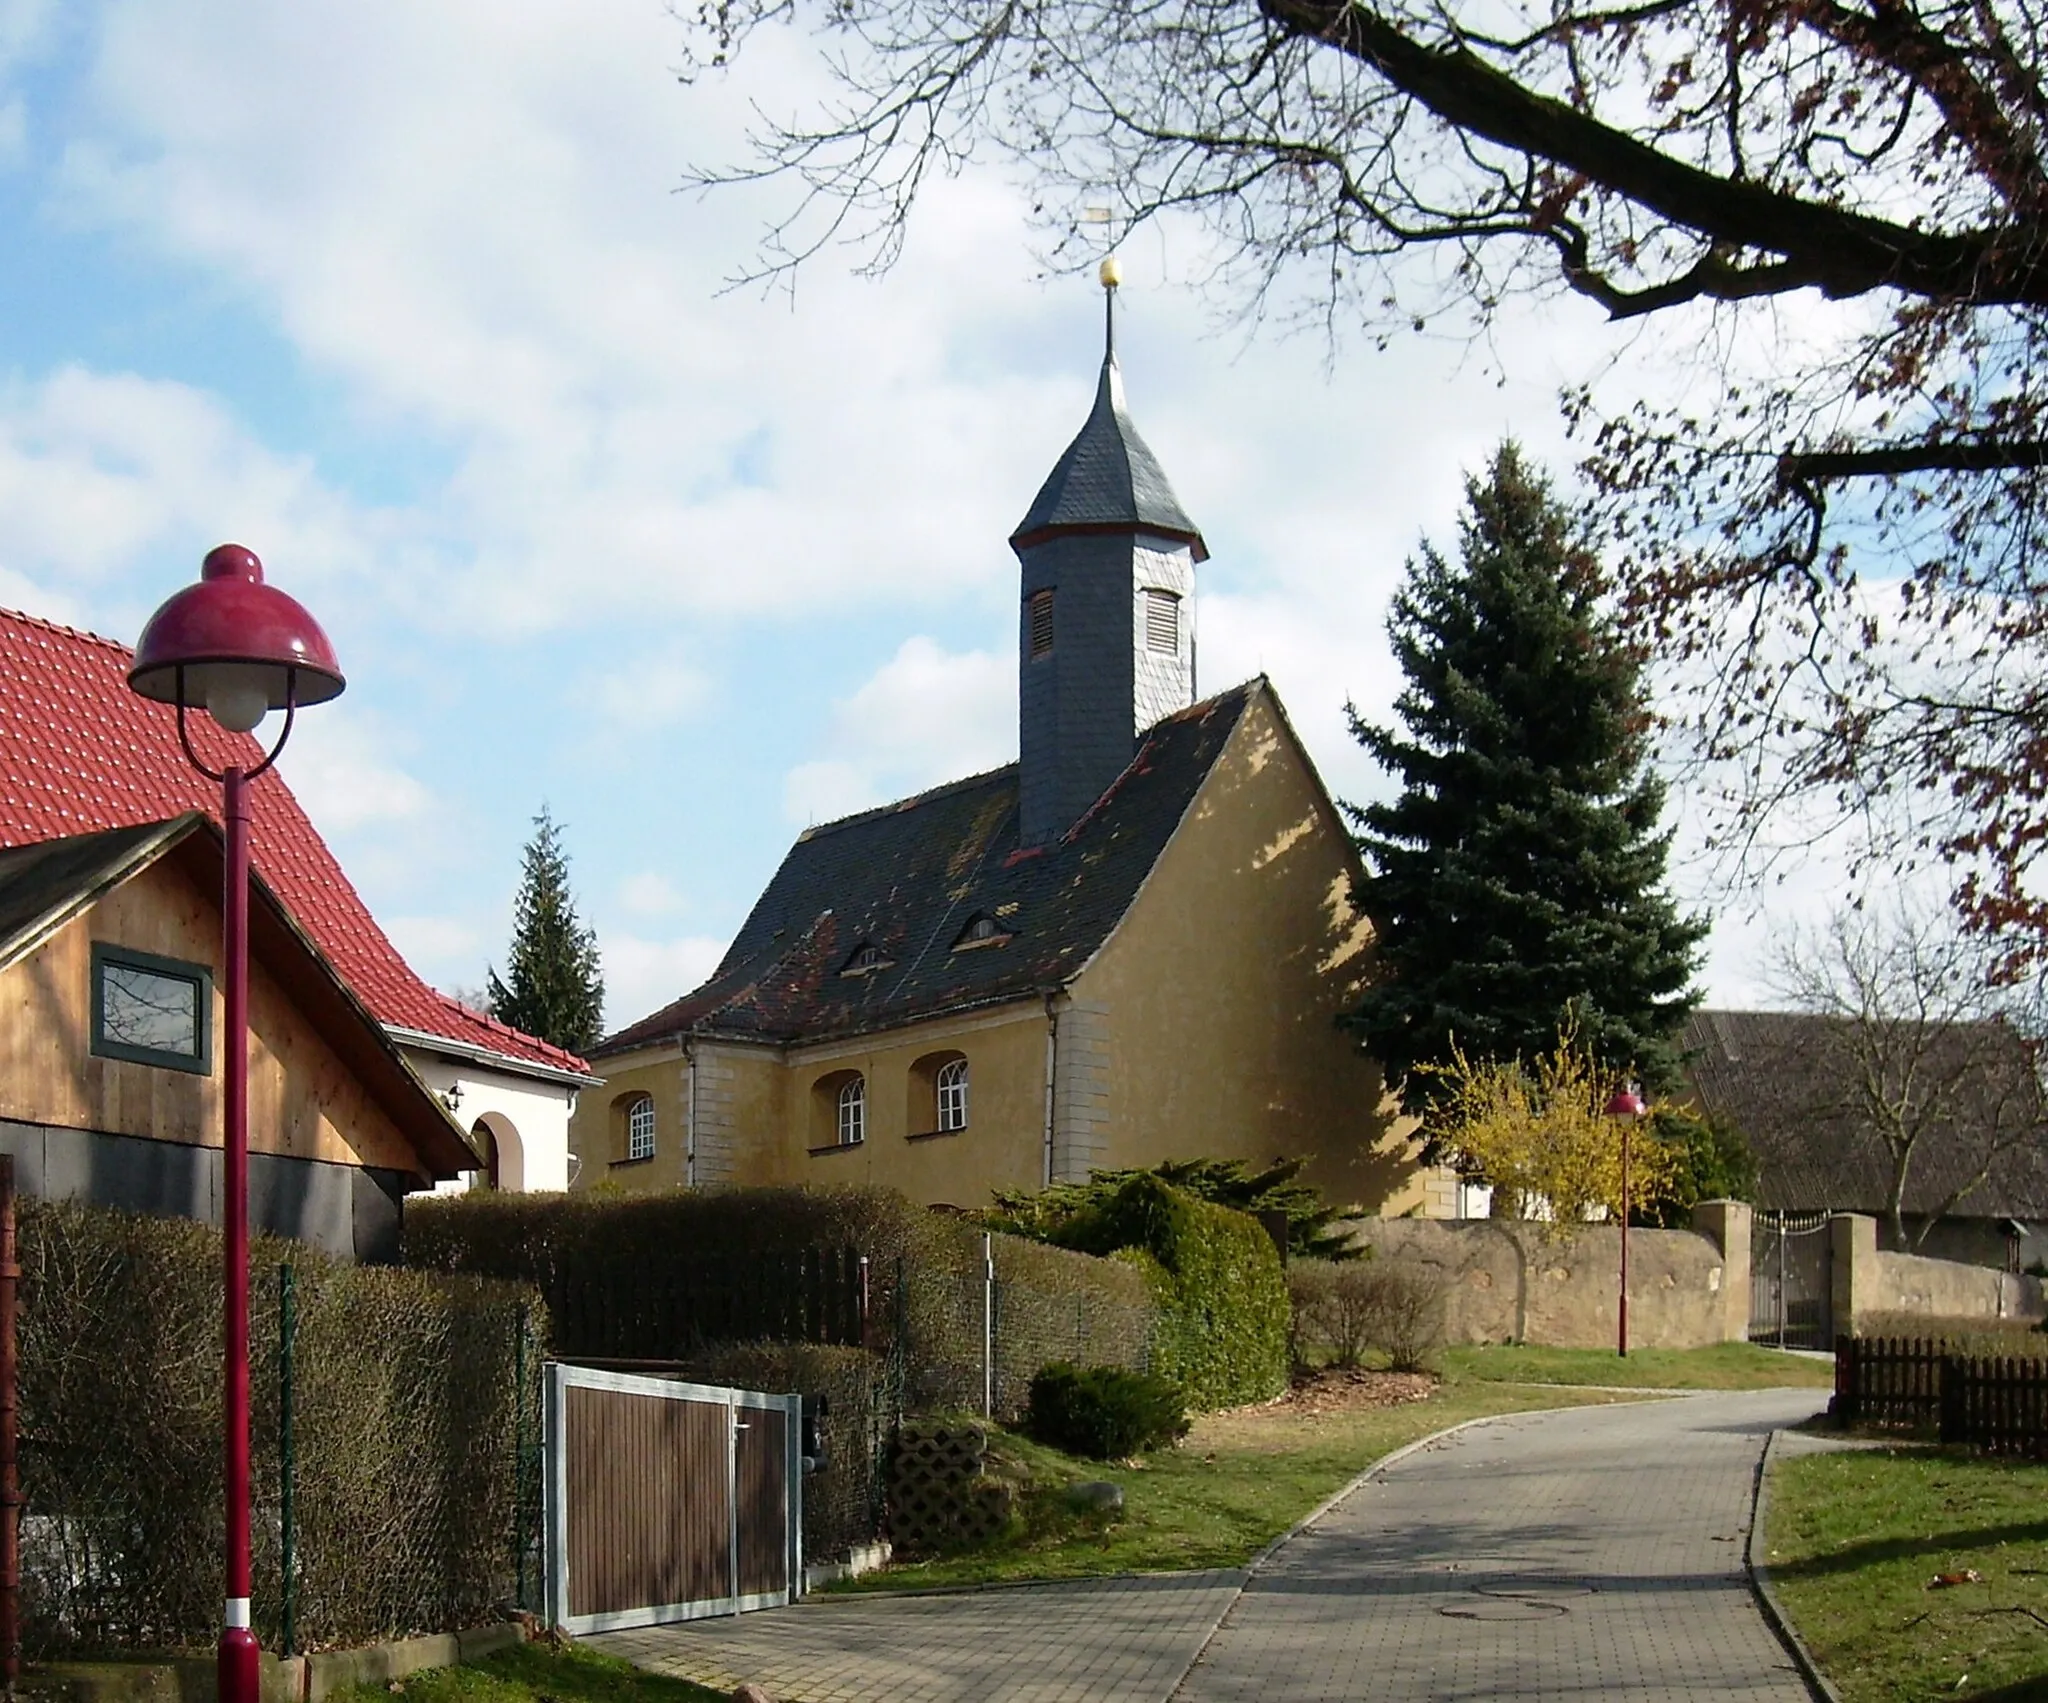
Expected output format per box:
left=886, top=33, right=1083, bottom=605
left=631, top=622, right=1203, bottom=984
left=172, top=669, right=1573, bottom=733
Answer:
left=936, top=1059, right=969, bottom=1132
left=837, top=1077, right=866, bottom=1146
left=627, top=1095, right=656, bottom=1161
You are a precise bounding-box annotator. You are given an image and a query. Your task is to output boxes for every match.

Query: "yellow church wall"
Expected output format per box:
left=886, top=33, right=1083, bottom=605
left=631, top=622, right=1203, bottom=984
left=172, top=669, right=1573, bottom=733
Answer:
left=0, top=854, right=420, bottom=1174
left=574, top=1004, right=1054, bottom=1208
left=574, top=1043, right=686, bottom=1187
left=782, top=1004, right=1049, bottom=1207
left=1069, top=688, right=1423, bottom=1212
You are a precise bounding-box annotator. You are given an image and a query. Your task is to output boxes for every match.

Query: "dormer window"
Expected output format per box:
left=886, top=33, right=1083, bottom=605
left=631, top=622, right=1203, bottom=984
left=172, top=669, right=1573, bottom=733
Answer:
left=1143, top=588, right=1181, bottom=653
left=951, top=913, right=1010, bottom=951
left=840, top=942, right=892, bottom=978
left=1028, top=589, right=1055, bottom=659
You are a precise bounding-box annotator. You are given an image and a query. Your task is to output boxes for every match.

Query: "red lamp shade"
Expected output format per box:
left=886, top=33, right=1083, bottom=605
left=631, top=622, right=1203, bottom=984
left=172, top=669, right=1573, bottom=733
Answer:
left=129, top=544, right=345, bottom=731
left=1606, top=1086, right=1648, bottom=1118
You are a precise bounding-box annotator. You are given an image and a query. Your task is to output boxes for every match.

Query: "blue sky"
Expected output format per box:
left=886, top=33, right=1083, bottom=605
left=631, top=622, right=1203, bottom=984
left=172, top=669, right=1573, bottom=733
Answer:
left=0, top=0, right=1842, bottom=1031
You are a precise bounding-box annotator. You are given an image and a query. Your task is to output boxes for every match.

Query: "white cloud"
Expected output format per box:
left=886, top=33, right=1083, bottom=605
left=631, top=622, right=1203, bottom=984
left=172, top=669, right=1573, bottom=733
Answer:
left=275, top=706, right=431, bottom=833
left=618, top=871, right=685, bottom=917
left=54, top=0, right=1058, bottom=636
left=591, top=654, right=708, bottom=731
left=782, top=636, right=1012, bottom=825
left=603, top=930, right=727, bottom=1029
left=0, top=365, right=379, bottom=624
left=384, top=913, right=484, bottom=970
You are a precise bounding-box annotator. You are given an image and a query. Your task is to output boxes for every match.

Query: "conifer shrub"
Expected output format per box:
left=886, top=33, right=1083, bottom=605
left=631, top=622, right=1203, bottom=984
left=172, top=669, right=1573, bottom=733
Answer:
left=1025, top=1363, right=1189, bottom=1458
left=1050, top=1174, right=1289, bottom=1407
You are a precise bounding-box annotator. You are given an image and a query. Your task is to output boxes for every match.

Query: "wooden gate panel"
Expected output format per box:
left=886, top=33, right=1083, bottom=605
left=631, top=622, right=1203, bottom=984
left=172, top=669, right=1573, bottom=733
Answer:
left=546, top=1365, right=802, bottom=1635
left=564, top=1386, right=729, bottom=1619
left=734, top=1405, right=789, bottom=1600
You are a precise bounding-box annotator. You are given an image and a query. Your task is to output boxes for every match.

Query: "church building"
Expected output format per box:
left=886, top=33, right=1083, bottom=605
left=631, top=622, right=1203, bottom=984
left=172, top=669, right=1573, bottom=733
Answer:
left=574, top=273, right=1421, bottom=1213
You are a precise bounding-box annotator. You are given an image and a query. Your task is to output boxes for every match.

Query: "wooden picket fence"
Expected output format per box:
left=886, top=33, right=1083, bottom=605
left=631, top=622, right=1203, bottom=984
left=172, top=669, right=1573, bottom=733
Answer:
left=1834, top=1336, right=2048, bottom=1458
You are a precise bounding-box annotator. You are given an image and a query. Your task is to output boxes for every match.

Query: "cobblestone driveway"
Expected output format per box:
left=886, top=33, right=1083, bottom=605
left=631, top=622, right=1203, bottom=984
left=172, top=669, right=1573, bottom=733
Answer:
left=593, top=1386, right=1829, bottom=1703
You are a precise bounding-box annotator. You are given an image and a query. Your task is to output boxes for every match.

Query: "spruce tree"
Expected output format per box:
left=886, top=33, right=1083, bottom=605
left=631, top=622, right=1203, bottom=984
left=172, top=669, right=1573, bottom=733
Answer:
left=1344, top=444, right=1705, bottom=1111
left=487, top=807, right=605, bottom=1054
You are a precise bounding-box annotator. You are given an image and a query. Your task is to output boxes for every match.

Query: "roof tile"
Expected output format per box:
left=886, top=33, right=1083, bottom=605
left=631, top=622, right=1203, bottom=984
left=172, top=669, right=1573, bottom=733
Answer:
left=0, top=606, right=585, bottom=1076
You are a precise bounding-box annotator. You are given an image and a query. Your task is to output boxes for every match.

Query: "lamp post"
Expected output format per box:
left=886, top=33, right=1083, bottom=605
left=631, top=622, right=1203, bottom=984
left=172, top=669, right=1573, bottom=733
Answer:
left=127, top=545, right=343, bottom=1703
left=1606, top=1083, right=1647, bottom=1358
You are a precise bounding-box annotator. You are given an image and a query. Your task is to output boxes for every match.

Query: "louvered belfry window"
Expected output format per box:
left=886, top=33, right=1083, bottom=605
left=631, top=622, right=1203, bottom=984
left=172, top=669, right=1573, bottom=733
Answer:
left=1028, top=589, right=1055, bottom=658
left=1144, top=588, right=1181, bottom=653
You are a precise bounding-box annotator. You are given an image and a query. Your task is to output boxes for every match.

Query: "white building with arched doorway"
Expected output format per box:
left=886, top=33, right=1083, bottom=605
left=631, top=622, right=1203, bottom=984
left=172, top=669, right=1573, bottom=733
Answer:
left=397, top=1025, right=598, bottom=1193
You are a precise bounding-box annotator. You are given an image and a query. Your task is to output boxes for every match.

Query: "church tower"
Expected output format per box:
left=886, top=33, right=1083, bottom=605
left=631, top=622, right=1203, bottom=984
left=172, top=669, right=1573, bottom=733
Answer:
left=1010, top=260, right=1208, bottom=848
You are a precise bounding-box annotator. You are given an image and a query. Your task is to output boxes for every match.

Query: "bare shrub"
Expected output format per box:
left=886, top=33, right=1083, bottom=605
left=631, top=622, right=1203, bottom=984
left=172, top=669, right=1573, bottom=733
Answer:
left=1289, top=1257, right=1386, bottom=1370
left=1373, top=1263, right=1448, bottom=1373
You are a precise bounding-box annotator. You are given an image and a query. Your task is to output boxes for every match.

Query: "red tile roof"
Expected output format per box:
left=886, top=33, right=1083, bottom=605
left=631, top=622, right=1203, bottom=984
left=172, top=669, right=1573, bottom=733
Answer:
left=0, top=605, right=587, bottom=1077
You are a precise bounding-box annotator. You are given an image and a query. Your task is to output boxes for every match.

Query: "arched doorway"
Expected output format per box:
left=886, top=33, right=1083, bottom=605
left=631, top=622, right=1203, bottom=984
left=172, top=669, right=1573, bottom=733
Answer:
left=470, top=1112, right=526, bottom=1192
left=473, top=1119, right=500, bottom=1190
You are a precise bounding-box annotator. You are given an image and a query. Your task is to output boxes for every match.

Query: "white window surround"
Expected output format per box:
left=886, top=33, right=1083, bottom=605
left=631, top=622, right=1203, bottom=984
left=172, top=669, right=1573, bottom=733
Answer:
left=837, top=1076, right=866, bottom=1146
left=936, top=1058, right=969, bottom=1132
left=627, top=1096, right=656, bottom=1162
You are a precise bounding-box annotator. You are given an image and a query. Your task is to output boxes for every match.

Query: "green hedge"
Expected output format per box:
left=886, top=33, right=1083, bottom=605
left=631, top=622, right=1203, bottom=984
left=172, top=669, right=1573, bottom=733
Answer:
left=404, top=1184, right=1155, bottom=1430
left=20, top=1198, right=541, bottom=1656
left=1053, top=1175, right=1288, bottom=1408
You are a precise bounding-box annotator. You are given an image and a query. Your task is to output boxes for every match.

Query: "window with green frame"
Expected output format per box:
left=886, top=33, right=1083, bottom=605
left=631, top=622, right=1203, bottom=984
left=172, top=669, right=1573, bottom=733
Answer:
left=91, top=942, right=213, bottom=1075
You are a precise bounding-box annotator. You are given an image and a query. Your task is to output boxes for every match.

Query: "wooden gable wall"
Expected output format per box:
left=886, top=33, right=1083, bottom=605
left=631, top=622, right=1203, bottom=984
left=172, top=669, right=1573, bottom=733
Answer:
left=0, top=844, right=424, bottom=1176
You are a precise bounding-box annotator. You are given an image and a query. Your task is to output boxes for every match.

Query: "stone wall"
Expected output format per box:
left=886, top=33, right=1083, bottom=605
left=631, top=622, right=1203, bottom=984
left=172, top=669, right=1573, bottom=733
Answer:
left=1344, top=1215, right=1739, bottom=1349
left=1829, top=1213, right=2047, bottom=1327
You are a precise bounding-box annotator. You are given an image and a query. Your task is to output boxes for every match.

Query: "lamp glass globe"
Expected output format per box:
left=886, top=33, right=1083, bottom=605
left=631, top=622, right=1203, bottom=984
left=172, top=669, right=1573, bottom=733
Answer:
left=206, top=677, right=271, bottom=734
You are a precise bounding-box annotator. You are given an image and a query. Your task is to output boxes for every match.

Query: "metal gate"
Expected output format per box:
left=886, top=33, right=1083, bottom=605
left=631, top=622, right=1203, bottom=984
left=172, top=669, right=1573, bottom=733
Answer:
left=1749, top=1212, right=1834, bottom=1349
left=543, top=1364, right=802, bottom=1635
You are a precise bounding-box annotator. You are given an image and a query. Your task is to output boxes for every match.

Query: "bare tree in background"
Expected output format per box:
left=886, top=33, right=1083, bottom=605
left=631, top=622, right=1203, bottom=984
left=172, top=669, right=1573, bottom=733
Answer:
left=678, top=0, right=2048, bottom=953
left=1770, top=903, right=2048, bottom=1252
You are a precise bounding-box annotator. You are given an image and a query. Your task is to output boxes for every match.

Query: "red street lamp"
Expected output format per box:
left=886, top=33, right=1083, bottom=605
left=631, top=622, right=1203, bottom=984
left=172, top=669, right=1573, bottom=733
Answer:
left=1606, top=1083, right=1647, bottom=1358
left=128, top=545, right=343, bottom=1703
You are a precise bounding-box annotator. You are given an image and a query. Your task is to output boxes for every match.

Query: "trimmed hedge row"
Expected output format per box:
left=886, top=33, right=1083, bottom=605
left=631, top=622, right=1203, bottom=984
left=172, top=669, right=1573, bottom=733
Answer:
left=1054, top=1175, right=1289, bottom=1408
left=21, top=1198, right=540, bottom=1655
left=404, top=1183, right=1157, bottom=1426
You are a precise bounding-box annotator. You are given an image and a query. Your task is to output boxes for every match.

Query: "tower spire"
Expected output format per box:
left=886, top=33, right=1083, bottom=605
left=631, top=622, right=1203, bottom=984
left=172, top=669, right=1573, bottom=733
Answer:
left=1009, top=262, right=1206, bottom=847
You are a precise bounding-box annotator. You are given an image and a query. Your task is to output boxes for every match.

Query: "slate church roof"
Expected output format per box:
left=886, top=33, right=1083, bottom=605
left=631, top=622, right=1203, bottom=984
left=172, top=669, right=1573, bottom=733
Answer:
left=1683, top=1008, right=2048, bottom=1217
left=596, top=679, right=1265, bottom=1054
left=1009, top=352, right=1208, bottom=560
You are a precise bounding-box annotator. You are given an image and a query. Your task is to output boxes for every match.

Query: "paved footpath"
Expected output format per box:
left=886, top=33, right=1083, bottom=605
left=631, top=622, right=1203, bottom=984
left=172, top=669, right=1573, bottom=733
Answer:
left=593, top=1387, right=1828, bottom=1703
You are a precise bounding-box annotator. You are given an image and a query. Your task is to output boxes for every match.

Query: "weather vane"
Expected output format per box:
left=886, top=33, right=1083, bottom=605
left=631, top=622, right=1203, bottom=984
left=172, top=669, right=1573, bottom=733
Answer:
left=1083, top=205, right=1121, bottom=351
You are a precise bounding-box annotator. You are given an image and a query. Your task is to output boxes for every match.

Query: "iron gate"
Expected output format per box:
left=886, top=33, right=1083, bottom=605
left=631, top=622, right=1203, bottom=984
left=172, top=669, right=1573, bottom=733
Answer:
left=543, top=1364, right=802, bottom=1635
left=1749, top=1212, right=1834, bottom=1349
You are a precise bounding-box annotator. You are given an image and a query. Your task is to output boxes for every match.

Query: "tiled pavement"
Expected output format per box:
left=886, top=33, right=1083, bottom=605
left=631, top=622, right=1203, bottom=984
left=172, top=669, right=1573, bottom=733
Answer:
left=591, top=1570, right=1246, bottom=1703
left=592, top=1386, right=1831, bottom=1703
left=1178, top=1389, right=1828, bottom=1703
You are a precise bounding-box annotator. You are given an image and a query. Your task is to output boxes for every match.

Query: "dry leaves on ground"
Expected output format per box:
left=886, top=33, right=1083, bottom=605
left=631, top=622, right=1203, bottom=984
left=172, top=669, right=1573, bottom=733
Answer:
left=1278, top=1369, right=1440, bottom=1416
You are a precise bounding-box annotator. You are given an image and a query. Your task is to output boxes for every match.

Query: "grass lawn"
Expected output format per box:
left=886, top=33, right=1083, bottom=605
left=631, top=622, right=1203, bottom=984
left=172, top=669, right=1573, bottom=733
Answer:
left=828, top=1378, right=1645, bottom=1591
left=1766, top=1444, right=2048, bottom=1702
left=332, top=1640, right=727, bottom=1703
left=1443, top=1341, right=1834, bottom=1389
